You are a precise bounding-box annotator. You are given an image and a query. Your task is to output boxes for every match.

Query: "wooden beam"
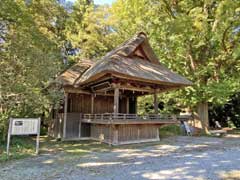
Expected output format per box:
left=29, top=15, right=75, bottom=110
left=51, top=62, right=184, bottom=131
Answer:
left=64, top=87, right=91, bottom=94
left=154, top=90, right=158, bottom=114
left=113, top=87, right=119, bottom=114
left=63, top=93, right=68, bottom=139
left=119, top=85, right=154, bottom=93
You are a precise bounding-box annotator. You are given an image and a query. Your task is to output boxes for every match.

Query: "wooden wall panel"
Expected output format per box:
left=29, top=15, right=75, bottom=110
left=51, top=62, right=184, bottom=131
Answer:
left=91, top=124, right=112, bottom=143
left=69, top=93, right=128, bottom=114
left=69, top=93, right=92, bottom=113
left=65, top=113, right=81, bottom=139
left=119, top=97, right=127, bottom=113
left=48, top=113, right=64, bottom=139
left=118, top=124, right=158, bottom=142
left=93, top=96, right=114, bottom=113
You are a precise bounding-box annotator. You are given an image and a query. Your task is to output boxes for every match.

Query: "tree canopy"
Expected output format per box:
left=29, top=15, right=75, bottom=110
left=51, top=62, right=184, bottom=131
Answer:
left=1, top=0, right=240, bottom=139
left=109, top=0, right=240, bottom=131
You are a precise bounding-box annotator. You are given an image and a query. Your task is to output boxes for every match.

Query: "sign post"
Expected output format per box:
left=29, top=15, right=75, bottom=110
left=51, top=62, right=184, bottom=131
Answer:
left=7, top=118, right=41, bottom=157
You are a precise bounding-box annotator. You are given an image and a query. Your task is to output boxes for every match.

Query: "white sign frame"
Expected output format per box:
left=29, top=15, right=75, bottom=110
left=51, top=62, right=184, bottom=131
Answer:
left=7, top=118, right=41, bottom=156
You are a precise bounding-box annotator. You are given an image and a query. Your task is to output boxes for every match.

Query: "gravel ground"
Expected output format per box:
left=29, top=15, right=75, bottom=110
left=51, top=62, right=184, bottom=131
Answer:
left=1, top=136, right=240, bottom=180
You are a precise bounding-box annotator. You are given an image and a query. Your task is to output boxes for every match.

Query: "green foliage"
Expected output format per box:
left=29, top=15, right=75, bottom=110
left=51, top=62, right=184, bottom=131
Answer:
left=159, top=125, right=182, bottom=138
left=64, top=0, right=116, bottom=60
left=110, top=0, right=240, bottom=114
left=0, top=136, right=36, bottom=162
left=0, top=0, right=65, bottom=140
left=1, top=0, right=240, bottom=140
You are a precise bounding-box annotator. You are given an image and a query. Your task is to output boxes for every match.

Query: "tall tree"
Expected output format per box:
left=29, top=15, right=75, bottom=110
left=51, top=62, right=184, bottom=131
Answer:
left=0, top=0, right=66, bottom=140
left=110, top=0, right=240, bottom=132
left=64, top=0, right=116, bottom=60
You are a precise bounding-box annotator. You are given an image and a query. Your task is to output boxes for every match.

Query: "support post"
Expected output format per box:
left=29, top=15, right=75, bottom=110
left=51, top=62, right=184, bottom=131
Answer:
left=91, top=94, right=94, bottom=114
left=113, top=87, right=119, bottom=114
left=154, top=90, right=158, bottom=114
left=63, top=93, right=68, bottom=139
left=135, top=97, right=138, bottom=114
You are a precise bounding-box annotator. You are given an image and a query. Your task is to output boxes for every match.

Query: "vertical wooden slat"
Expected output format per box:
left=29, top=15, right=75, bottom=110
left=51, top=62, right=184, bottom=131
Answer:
left=156, top=127, right=160, bottom=140
left=79, top=113, right=81, bottom=138
left=63, top=93, right=68, bottom=139
left=91, top=94, right=94, bottom=114
left=112, top=125, right=118, bottom=145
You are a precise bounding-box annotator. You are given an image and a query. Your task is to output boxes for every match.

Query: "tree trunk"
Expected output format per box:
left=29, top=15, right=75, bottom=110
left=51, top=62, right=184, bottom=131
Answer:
left=196, top=102, right=209, bottom=134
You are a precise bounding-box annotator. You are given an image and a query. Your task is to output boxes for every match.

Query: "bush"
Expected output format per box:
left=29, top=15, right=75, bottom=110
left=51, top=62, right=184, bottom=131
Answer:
left=159, top=124, right=182, bottom=138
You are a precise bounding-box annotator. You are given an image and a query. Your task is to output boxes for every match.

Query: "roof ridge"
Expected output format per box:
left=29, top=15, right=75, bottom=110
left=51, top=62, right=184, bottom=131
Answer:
left=103, top=32, right=147, bottom=59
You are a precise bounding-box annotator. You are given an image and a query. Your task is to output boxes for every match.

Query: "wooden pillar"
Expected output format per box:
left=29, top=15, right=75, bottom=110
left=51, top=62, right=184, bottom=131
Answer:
left=91, top=94, right=94, bottom=114
left=154, top=90, right=158, bottom=114
left=126, top=97, right=129, bottom=114
left=113, top=88, right=119, bottom=114
left=135, top=97, right=138, bottom=114
left=63, top=93, right=68, bottom=139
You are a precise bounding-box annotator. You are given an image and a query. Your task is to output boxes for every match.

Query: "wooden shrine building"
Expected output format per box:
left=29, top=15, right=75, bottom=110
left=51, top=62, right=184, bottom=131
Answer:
left=49, top=32, right=192, bottom=145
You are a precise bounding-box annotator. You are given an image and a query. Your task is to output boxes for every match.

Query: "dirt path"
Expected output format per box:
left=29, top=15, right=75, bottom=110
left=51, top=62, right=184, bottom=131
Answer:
left=1, top=136, right=240, bottom=180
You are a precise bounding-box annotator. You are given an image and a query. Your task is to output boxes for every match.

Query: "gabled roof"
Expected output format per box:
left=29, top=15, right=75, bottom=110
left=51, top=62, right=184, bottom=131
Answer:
left=103, top=32, right=160, bottom=65
left=57, top=32, right=192, bottom=88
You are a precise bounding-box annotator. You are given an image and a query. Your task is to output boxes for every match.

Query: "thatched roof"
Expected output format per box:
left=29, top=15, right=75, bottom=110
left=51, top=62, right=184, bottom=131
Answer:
left=76, top=55, right=192, bottom=86
left=56, top=60, right=94, bottom=86
left=103, top=32, right=160, bottom=65
left=57, top=32, right=192, bottom=88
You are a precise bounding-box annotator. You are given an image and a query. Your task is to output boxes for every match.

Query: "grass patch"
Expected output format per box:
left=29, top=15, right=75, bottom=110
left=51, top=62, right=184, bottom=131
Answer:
left=0, top=136, right=36, bottom=162
left=159, top=124, right=182, bottom=138
left=0, top=136, right=110, bottom=163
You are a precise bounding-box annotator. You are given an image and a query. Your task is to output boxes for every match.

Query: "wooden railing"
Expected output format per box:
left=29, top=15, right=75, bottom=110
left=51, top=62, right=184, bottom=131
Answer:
left=82, top=113, right=188, bottom=121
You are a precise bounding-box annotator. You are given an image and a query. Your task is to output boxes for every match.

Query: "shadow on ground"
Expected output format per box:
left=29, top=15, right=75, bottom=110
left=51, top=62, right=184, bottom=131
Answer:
left=1, top=136, right=240, bottom=180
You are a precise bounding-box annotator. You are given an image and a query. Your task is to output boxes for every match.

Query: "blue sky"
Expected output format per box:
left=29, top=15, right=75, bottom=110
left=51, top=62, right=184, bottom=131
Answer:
left=68, top=0, right=115, bottom=5
left=94, top=0, right=115, bottom=5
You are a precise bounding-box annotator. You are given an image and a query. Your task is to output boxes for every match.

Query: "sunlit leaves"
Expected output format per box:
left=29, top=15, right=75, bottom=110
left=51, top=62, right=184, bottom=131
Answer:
left=0, top=0, right=65, bottom=140
left=110, top=0, right=240, bottom=113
